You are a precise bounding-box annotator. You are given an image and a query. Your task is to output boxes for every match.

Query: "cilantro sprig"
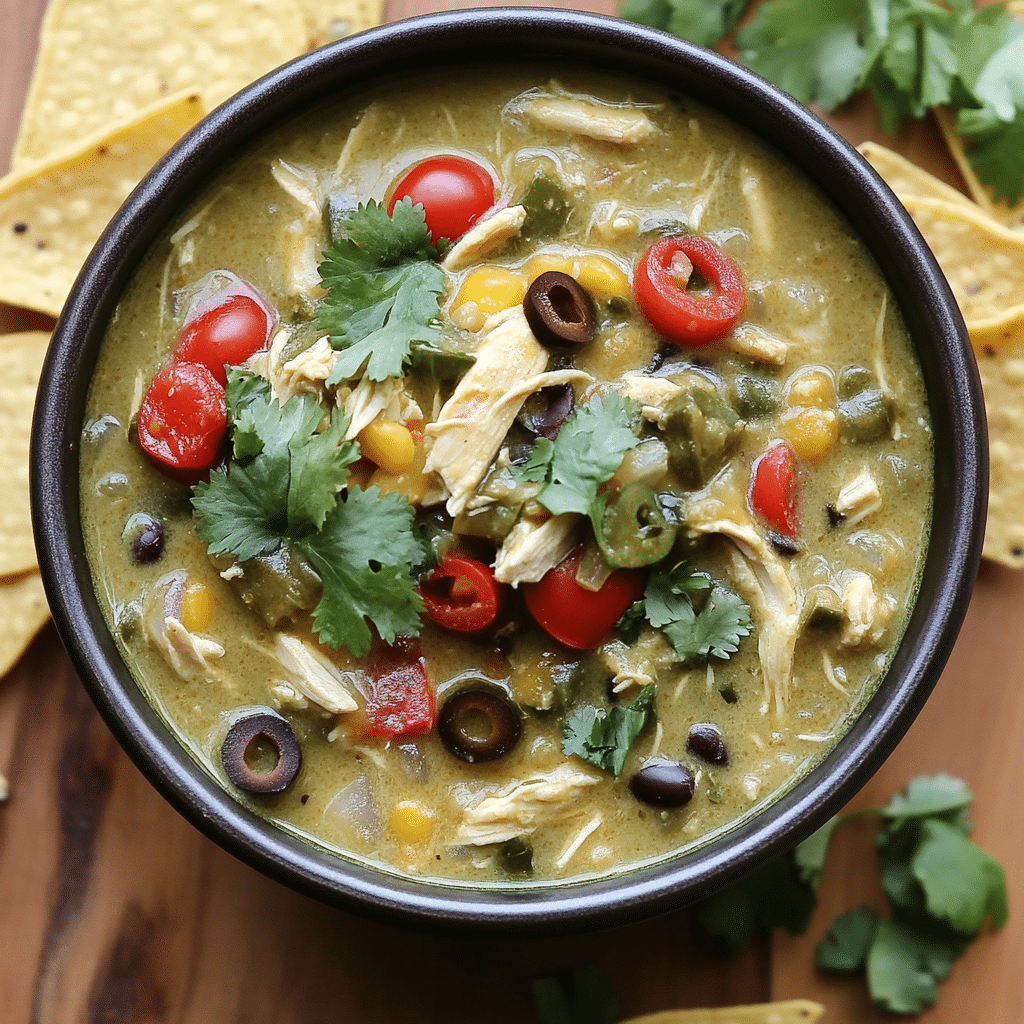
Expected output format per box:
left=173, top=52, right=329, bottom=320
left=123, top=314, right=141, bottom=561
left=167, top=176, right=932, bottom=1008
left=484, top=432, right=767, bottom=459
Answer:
left=532, top=964, right=619, bottom=1024
left=316, top=198, right=446, bottom=383
left=622, top=0, right=1024, bottom=204
left=562, top=684, right=655, bottom=776
left=192, top=370, right=425, bottom=657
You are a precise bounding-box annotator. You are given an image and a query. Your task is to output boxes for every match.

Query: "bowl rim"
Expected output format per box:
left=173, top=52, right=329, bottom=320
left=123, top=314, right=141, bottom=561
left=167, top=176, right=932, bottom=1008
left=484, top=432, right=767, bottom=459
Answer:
left=31, top=6, right=987, bottom=936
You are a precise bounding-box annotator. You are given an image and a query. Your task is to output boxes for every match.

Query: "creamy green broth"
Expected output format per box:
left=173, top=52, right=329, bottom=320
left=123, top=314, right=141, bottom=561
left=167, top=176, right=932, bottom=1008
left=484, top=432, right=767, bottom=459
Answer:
left=80, top=69, right=932, bottom=884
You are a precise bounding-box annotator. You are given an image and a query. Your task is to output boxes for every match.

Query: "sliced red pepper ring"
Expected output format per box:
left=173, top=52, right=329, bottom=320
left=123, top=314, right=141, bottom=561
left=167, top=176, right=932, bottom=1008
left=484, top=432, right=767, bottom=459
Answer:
left=634, top=235, right=745, bottom=345
left=420, top=555, right=503, bottom=633
left=357, top=635, right=436, bottom=739
left=749, top=441, right=800, bottom=536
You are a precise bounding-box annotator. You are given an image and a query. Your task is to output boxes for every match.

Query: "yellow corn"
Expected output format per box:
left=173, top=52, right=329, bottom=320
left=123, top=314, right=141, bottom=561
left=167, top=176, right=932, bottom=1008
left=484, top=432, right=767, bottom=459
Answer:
left=576, top=254, right=630, bottom=300
left=524, top=252, right=573, bottom=281
left=390, top=801, right=435, bottom=845
left=180, top=583, right=215, bottom=633
left=788, top=369, right=834, bottom=410
left=781, top=407, right=840, bottom=462
left=451, top=266, right=526, bottom=317
left=358, top=420, right=416, bottom=475
left=370, top=443, right=432, bottom=505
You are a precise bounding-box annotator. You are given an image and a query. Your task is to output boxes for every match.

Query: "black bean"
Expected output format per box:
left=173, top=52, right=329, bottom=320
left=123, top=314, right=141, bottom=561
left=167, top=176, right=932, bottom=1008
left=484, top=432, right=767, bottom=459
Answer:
left=221, top=712, right=302, bottom=794
left=124, top=512, right=166, bottom=564
left=628, top=758, right=696, bottom=808
left=686, top=723, right=729, bottom=766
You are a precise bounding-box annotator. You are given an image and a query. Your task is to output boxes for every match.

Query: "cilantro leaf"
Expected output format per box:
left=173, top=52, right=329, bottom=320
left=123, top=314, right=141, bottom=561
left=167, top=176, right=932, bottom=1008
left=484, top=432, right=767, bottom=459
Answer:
left=793, top=815, right=842, bottom=890
left=619, top=0, right=748, bottom=45
left=643, top=560, right=711, bottom=628
left=562, top=684, right=655, bottom=776
left=316, top=199, right=445, bottom=383
left=815, top=906, right=879, bottom=972
left=518, top=392, right=640, bottom=516
left=882, top=772, right=974, bottom=820
left=958, top=105, right=1024, bottom=205
left=531, top=965, right=619, bottom=1024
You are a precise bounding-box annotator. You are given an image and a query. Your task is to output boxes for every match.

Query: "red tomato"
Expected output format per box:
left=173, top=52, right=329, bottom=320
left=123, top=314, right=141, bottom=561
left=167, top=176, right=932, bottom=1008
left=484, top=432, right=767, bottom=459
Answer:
left=634, top=235, right=745, bottom=345
left=136, top=362, right=228, bottom=484
left=173, top=293, right=273, bottom=386
left=387, top=156, right=495, bottom=243
left=749, top=442, right=799, bottom=536
left=420, top=555, right=503, bottom=633
left=358, top=636, right=436, bottom=738
left=523, top=548, right=645, bottom=651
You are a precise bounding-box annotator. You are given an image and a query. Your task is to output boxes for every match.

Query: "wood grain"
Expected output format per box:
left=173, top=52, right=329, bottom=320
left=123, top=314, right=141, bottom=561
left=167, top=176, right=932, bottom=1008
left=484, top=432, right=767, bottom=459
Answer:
left=2, top=1, right=1021, bottom=1021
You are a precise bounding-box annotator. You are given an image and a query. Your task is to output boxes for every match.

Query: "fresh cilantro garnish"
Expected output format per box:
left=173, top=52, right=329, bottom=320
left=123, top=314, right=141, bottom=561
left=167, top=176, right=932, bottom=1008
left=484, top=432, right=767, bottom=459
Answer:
left=621, top=0, right=1024, bottom=208
left=690, top=774, right=1007, bottom=1015
left=532, top=964, right=619, bottom=1024
left=515, top=391, right=641, bottom=517
left=562, top=683, right=655, bottom=776
left=192, top=370, right=425, bottom=657
left=316, top=198, right=446, bottom=383
left=643, top=561, right=752, bottom=663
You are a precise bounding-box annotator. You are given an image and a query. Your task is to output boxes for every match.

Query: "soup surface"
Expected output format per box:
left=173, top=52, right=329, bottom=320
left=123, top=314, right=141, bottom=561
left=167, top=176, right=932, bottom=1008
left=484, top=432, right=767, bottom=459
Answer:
left=80, top=68, right=933, bottom=884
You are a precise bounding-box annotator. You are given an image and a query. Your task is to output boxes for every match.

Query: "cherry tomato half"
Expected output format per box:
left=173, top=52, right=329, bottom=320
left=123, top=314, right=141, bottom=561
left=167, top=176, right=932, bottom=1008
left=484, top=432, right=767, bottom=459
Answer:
left=173, top=293, right=274, bottom=386
left=634, top=235, right=745, bottom=345
left=356, top=635, right=436, bottom=738
left=137, top=362, right=228, bottom=484
left=420, top=555, right=503, bottom=633
left=523, top=547, right=645, bottom=651
left=387, top=156, right=495, bottom=243
left=749, top=441, right=799, bottom=536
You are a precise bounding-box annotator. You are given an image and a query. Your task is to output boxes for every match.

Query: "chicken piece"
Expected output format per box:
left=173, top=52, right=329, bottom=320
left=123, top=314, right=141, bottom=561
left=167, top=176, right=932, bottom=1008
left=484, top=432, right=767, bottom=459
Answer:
left=515, top=94, right=657, bottom=145
left=442, top=205, right=526, bottom=272
left=728, top=323, right=788, bottom=367
left=839, top=571, right=896, bottom=646
left=600, top=628, right=675, bottom=693
left=423, top=307, right=548, bottom=516
left=142, top=570, right=225, bottom=681
left=342, top=373, right=423, bottom=441
left=270, top=158, right=327, bottom=303
left=493, top=511, right=580, bottom=586
left=268, top=331, right=337, bottom=406
left=833, top=468, right=882, bottom=526
left=273, top=634, right=359, bottom=714
left=453, top=763, right=602, bottom=846
left=617, top=371, right=717, bottom=426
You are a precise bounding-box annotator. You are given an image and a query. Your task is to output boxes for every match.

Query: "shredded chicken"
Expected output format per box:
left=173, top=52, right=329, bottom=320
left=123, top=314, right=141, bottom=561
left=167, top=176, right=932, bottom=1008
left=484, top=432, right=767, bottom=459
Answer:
left=839, top=571, right=896, bottom=646
left=341, top=373, right=423, bottom=441
left=493, top=511, right=580, bottom=586
left=600, top=628, right=675, bottom=693
left=442, top=205, right=526, bottom=272
left=513, top=93, right=657, bottom=145
left=453, top=763, right=602, bottom=846
left=142, top=571, right=225, bottom=681
left=270, top=158, right=327, bottom=302
left=617, top=371, right=717, bottom=426
left=273, top=634, right=359, bottom=714
left=727, top=323, right=788, bottom=367
left=268, top=331, right=337, bottom=406
left=834, top=468, right=882, bottom=526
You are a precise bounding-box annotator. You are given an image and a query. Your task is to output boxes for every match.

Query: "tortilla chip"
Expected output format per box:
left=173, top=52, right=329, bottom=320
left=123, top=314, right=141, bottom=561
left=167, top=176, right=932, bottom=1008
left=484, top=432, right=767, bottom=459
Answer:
left=0, top=572, right=50, bottom=679
left=894, top=195, right=1024, bottom=336
left=11, top=0, right=307, bottom=169
left=619, top=1001, right=825, bottom=1024
left=858, top=141, right=977, bottom=211
left=294, top=0, right=385, bottom=48
left=933, top=106, right=1024, bottom=230
left=0, top=332, right=51, bottom=577
left=0, top=91, right=205, bottom=318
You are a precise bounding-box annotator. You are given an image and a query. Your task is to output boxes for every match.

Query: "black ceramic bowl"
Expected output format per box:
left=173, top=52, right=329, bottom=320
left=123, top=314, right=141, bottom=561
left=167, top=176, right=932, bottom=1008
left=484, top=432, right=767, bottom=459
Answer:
left=31, top=8, right=986, bottom=935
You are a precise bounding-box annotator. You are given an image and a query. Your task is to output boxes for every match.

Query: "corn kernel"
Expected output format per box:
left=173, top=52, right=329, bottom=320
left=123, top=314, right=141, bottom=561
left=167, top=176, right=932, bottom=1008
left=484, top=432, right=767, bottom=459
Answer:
left=390, top=801, right=435, bottom=845
left=452, top=266, right=526, bottom=318
left=358, top=420, right=416, bottom=475
left=180, top=583, right=215, bottom=633
left=576, top=254, right=630, bottom=300
left=781, top=407, right=840, bottom=461
left=788, top=369, right=835, bottom=410
left=370, top=443, right=431, bottom=505
left=524, top=252, right=573, bottom=281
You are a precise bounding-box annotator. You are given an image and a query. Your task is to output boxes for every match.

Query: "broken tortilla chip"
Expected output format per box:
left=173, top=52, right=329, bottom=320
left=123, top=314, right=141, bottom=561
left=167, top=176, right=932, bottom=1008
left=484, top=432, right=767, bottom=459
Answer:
left=619, top=1001, right=825, bottom=1024
left=0, top=572, right=50, bottom=679
left=933, top=106, right=1024, bottom=231
left=0, top=91, right=205, bottom=318
left=858, top=141, right=977, bottom=211
left=11, top=0, right=307, bottom=169
left=0, top=332, right=51, bottom=577
left=294, top=0, right=386, bottom=48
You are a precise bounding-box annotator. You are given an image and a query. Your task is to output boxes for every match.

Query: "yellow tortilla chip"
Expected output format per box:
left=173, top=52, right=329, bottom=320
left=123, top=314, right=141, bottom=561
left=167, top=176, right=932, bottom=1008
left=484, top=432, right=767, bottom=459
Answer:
left=620, top=1001, right=825, bottom=1024
left=0, top=572, right=50, bottom=679
left=933, top=106, right=1024, bottom=230
left=0, top=331, right=51, bottom=577
left=11, top=0, right=307, bottom=169
left=0, top=91, right=205, bottom=318
left=858, top=140, right=977, bottom=211
left=294, top=0, right=385, bottom=48
left=894, top=195, right=1024, bottom=337
left=973, top=321, right=1024, bottom=568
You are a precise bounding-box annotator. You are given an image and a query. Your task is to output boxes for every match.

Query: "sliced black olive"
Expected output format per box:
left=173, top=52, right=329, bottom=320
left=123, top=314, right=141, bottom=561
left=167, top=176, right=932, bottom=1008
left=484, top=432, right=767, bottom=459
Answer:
left=518, top=383, right=575, bottom=440
left=523, top=271, right=597, bottom=349
left=221, top=712, right=302, bottom=794
left=598, top=482, right=676, bottom=568
left=686, top=723, right=729, bottom=766
left=628, top=758, right=696, bottom=808
left=438, top=686, right=521, bottom=764
left=123, top=512, right=166, bottom=564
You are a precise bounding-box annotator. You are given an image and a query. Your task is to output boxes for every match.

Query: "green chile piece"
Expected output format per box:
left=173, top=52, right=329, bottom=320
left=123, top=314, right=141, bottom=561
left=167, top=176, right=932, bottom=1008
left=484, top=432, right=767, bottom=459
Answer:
left=518, top=172, right=572, bottom=241
left=213, top=546, right=322, bottom=628
left=598, top=482, right=676, bottom=568
left=661, top=387, right=744, bottom=489
left=732, top=374, right=781, bottom=419
left=453, top=501, right=521, bottom=542
left=495, top=837, right=534, bottom=876
left=839, top=389, right=893, bottom=443
left=801, top=584, right=844, bottom=631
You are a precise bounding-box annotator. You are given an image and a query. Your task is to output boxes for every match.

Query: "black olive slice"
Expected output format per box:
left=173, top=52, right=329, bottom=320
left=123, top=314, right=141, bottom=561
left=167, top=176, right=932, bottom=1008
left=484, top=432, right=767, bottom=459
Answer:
left=518, top=383, right=576, bottom=440
left=221, top=712, right=302, bottom=794
left=628, top=758, right=696, bottom=808
left=686, top=723, right=730, bottom=766
left=438, top=687, right=521, bottom=764
left=523, top=271, right=597, bottom=349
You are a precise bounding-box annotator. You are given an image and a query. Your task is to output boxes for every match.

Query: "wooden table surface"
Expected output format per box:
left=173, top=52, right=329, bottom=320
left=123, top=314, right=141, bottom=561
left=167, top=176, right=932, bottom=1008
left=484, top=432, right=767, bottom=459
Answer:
left=1, top=1, right=1021, bottom=1021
